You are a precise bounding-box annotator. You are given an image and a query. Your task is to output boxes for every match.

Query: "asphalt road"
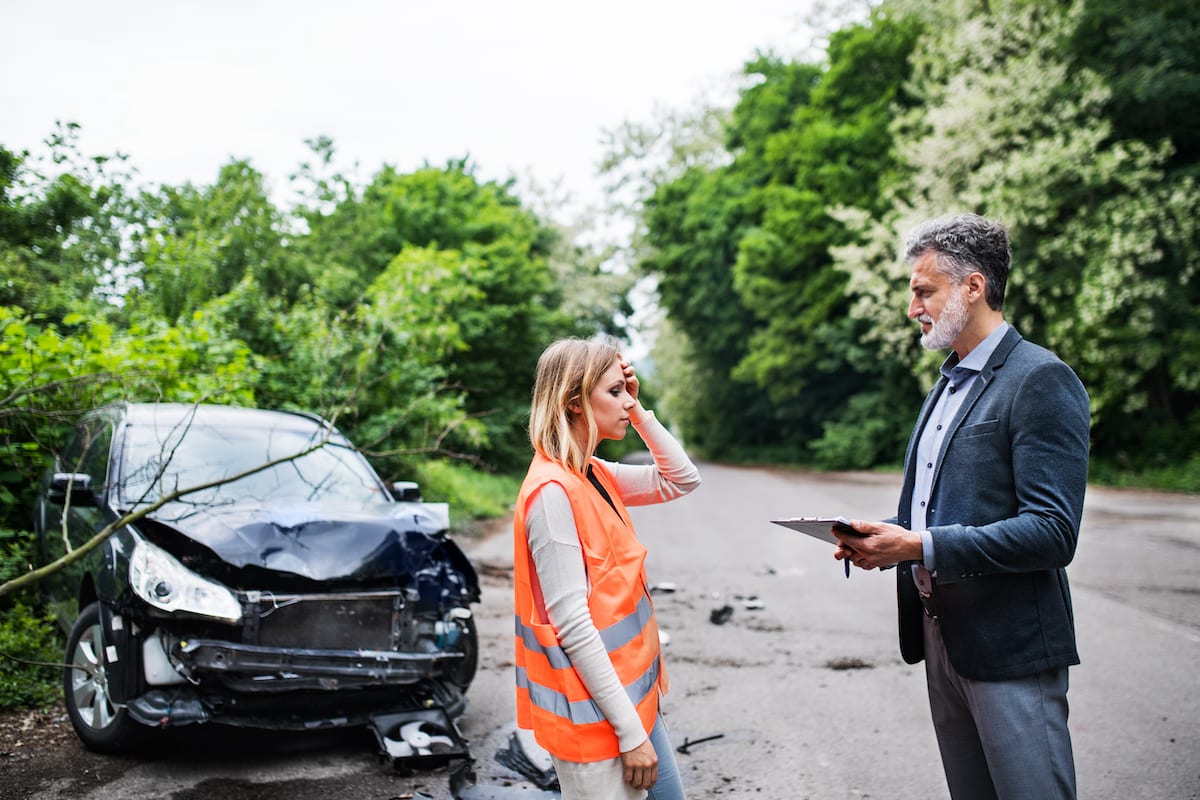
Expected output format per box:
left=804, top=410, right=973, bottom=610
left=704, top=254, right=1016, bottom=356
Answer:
left=19, top=463, right=1200, bottom=799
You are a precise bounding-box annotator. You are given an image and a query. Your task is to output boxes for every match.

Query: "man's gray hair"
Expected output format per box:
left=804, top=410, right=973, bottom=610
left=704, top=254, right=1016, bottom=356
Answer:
left=904, top=213, right=1010, bottom=311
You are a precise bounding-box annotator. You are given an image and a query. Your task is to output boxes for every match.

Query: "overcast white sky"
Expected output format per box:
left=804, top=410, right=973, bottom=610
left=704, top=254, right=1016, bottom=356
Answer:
left=2, top=1, right=841, bottom=214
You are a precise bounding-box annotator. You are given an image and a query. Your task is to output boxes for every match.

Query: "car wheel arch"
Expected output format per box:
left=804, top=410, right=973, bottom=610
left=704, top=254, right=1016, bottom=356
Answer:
left=63, top=601, right=148, bottom=753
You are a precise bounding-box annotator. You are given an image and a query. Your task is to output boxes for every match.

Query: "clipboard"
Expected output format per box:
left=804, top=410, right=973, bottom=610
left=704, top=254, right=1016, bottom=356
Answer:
left=770, top=516, right=858, bottom=545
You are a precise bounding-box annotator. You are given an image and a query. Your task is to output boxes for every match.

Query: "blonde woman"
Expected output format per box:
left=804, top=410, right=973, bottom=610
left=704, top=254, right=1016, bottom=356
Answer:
left=512, top=338, right=699, bottom=800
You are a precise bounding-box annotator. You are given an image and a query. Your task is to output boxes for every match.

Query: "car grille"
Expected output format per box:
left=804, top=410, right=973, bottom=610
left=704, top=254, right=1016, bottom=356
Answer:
left=248, top=591, right=405, bottom=651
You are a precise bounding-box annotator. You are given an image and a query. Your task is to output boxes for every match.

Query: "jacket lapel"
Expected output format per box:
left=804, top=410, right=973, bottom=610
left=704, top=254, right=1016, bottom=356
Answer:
left=929, top=327, right=1023, bottom=493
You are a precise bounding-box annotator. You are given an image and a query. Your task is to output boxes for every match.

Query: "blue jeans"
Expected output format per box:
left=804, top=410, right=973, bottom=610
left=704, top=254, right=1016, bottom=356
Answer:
left=647, top=714, right=685, bottom=800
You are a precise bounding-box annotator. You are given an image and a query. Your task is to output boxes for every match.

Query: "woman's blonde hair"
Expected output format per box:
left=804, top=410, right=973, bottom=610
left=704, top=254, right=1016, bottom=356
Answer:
left=528, top=337, right=621, bottom=473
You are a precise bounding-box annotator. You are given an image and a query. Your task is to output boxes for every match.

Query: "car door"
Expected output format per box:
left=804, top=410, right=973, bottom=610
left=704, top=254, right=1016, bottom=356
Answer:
left=38, top=414, right=116, bottom=625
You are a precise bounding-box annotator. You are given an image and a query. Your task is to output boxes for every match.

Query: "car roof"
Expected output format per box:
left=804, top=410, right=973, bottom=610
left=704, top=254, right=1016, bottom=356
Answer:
left=109, top=403, right=335, bottom=434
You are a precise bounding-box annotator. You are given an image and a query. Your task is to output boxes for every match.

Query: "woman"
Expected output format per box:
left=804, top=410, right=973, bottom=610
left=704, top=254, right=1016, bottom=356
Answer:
left=513, top=338, right=700, bottom=799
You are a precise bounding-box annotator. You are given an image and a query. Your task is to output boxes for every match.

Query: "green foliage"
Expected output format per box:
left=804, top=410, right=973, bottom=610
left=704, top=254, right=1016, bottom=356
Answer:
left=628, top=0, right=1200, bottom=481
left=1089, top=453, right=1200, bottom=494
left=834, top=0, right=1200, bottom=473
left=1069, top=0, right=1200, bottom=164
left=0, top=529, right=62, bottom=710
left=129, top=159, right=298, bottom=324
left=0, top=600, right=61, bottom=710
left=638, top=12, right=920, bottom=462
left=0, top=124, right=134, bottom=323
left=808, top=390, right=913, bottom=470
left=298, top=161, right=583, bottom=471
left=0, top=305, right=258, bottom=534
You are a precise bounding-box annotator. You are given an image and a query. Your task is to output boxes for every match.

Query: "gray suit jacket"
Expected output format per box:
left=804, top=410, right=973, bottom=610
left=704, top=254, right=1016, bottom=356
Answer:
left=895, top=326, right=1090, bottom=681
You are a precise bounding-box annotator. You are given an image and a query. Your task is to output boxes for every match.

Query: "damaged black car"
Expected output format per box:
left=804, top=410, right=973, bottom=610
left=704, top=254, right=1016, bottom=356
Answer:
left=34, top=402, right=480, bottom=757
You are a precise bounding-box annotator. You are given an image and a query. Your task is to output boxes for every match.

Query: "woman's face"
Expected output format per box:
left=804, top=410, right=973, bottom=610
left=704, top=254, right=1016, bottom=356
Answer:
left=586, top=358, right=635, bottom=442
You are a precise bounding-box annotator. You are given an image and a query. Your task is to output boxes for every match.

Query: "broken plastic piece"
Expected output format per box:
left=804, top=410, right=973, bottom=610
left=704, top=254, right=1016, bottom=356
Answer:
left=709, top=605, right=734, bottom=625
left=676, top=733, right=725, bottom=755
left=495, top=731, right=560, bottom=791
left=370, top=708, right=470, bottom=771
left=384, top=720, right=458, bottom=758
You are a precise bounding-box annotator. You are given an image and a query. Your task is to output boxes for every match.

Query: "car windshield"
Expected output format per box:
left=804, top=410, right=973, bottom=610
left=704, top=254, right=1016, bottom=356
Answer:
left=119, top=418, right=387, bottom=507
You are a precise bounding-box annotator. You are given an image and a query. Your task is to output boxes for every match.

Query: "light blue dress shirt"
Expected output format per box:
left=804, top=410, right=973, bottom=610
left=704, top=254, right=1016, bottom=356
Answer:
left=911, top=322, right=1009, bottom=588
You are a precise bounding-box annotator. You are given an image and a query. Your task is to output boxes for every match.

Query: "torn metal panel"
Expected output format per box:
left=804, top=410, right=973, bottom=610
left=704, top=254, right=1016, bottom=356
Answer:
left=143, top=501, right=465, bottom=584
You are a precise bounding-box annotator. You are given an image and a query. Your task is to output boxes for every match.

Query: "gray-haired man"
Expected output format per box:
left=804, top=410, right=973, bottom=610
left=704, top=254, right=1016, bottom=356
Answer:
left=835, top=214, right=1089, bottom=799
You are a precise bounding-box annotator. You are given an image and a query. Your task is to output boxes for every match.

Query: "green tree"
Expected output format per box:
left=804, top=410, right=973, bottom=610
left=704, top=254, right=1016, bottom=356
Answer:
left=635, top=12, right=921, bottom=463
left=129, top=160, right=298, bottom=324
left=1070, top=0, right=1200, bottom=166
left=835, top=0, right=1200, bottom=477
left=733, top=14, right=921, bottom=466
left=0, top=124, right=133, bottom=322
left=0, top=305, right=256, bottom=533
left=297, top=161, right=580, bottom=470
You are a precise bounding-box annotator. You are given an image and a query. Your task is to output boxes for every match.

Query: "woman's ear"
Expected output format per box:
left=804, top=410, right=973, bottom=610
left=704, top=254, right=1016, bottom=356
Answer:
left=567, top=396, right=583, bottom=415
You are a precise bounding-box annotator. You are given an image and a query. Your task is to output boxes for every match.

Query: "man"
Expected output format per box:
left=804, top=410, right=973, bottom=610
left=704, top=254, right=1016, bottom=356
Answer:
left=834, top=213, right=1090, bottom=799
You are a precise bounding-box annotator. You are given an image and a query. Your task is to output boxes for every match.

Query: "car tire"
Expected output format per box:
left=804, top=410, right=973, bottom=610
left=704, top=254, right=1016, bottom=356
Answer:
left=63, top=602, right=145, bottom=753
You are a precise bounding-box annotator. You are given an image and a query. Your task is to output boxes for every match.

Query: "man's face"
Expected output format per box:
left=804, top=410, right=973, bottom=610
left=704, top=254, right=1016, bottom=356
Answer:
left=909, top=252, right=969, bottom=350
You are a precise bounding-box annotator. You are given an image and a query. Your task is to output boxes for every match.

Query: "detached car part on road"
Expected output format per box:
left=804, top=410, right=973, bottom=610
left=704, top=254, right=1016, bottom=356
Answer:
left=35, top=403, right=480, bottom=760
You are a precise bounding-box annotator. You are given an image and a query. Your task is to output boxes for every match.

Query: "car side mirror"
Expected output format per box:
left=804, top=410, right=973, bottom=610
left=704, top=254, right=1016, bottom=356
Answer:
left=48, top=472, right=98, bottom=507
left=389, top=481, right=422, bottom=502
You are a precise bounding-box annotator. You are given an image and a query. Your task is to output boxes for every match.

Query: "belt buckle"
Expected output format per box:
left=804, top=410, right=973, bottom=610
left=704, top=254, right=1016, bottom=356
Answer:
left=918, top=589, right=938, bottom=620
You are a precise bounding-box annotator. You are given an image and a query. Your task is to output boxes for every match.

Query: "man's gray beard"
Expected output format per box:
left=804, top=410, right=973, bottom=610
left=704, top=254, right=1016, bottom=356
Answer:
left=920, top=287, right=968, bottom=350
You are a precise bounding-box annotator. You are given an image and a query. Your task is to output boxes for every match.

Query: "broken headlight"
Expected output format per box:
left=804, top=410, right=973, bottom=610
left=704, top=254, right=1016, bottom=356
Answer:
left=129, top=537, right=242, bottom=623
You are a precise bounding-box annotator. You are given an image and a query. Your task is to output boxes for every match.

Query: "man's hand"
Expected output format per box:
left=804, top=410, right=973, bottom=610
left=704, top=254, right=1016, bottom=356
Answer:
left=834, top=519, right=924, bottom=570
left=621, top=737, right=658, bottom=790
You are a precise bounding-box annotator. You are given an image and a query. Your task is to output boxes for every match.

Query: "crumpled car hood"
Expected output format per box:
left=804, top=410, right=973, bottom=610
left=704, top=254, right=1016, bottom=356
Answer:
left=141, top=500, right=453, bottom=582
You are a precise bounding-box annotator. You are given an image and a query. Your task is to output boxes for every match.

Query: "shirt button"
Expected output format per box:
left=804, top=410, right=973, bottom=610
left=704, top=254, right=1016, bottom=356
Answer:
left=936, top=424, right=943, bottom=431
left=920, top=501, right=926, bottom=507
left=926, top=462, right=933, bottom=468
left=949, top=387, right=956, bottom=394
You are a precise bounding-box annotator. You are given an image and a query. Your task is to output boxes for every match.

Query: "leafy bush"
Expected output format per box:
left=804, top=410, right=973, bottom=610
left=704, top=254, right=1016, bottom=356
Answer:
left=0, top=529, right=62, bottom=710
left=808, top=391, right=911, bottom=470
left=1090, top=454, right=1200, bottom=494
left=0, top=599, right=62, bottom=710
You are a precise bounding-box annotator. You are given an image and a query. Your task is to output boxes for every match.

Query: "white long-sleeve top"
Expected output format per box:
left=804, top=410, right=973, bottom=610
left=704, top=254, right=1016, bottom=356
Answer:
left=524, top=406, right=700, bottom=754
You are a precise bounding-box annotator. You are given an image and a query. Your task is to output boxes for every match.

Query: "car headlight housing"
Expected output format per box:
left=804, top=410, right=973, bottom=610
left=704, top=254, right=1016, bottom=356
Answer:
left=129, top=538, right=243, bottom=623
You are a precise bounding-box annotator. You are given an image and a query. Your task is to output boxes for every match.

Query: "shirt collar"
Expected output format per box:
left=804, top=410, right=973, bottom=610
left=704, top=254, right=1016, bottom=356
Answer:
left=940, top=321, right=1009, bottom=384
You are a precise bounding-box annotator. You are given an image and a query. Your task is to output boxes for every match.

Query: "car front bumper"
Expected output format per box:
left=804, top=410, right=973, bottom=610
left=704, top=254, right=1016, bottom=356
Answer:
left=175, top=638, right=464, bottom=689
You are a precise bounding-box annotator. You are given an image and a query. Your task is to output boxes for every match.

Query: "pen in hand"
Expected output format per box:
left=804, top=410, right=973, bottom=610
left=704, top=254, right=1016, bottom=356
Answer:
left=833, top=517, right=855, bottom=580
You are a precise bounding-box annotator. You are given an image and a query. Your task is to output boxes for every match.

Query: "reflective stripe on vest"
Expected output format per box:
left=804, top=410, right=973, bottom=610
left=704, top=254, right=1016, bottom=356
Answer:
left=514, top=593, right=656, bottom=669
left=515, top=652, right=660, bottom=726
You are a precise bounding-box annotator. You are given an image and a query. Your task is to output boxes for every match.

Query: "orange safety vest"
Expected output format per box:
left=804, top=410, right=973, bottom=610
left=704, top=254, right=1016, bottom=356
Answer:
left=512, top=453, right=667, bottom=763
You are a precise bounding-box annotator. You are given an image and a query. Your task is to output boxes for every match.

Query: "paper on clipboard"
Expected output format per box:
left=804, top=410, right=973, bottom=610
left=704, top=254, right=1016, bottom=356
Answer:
left=770, top=516, right=856, bottom=545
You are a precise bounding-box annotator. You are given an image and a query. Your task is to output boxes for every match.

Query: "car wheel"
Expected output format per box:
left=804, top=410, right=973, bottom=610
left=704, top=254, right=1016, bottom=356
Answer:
left=447, top=619, right=478, bottom=689
left=63, top=602, right=144, bottom=753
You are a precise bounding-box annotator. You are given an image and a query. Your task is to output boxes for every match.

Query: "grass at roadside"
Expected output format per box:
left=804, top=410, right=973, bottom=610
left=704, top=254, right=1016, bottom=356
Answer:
left=1090, top=454, right=1200, bottom=494
left=412, top=459, right=520, bottom=536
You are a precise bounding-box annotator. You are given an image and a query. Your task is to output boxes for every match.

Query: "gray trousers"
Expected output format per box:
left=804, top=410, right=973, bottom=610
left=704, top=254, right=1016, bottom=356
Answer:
left=923, top=615, right=1077, bottom=800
